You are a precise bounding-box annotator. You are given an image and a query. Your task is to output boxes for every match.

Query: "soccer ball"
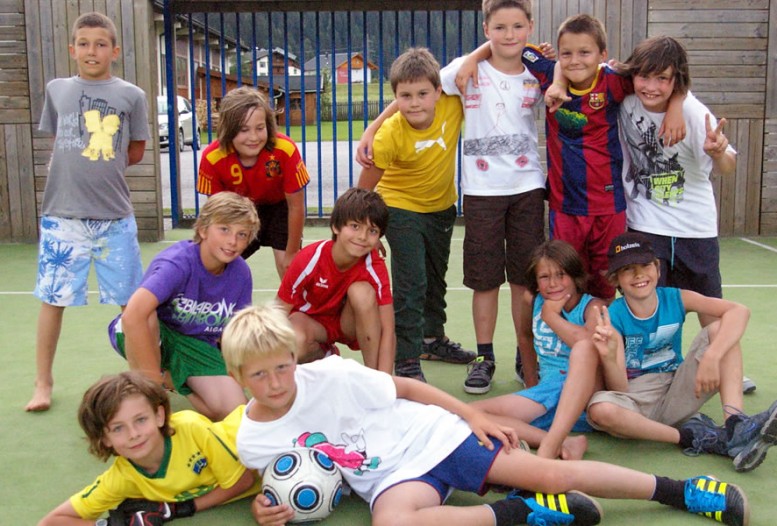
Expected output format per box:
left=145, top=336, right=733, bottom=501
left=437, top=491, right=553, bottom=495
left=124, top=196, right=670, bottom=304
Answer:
left=261, top=448, right=344, bottom=523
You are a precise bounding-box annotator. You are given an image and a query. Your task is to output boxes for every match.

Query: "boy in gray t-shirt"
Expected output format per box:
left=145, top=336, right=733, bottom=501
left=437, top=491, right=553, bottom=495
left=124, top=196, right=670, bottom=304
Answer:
left=27, top=12, right=149, bottom=412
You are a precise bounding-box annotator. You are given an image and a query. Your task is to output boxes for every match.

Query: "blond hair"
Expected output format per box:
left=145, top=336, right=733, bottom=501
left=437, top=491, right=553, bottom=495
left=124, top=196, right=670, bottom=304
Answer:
left=221, top=304, right=297, bottom=383
left=193, top=191, right=260, bottom=243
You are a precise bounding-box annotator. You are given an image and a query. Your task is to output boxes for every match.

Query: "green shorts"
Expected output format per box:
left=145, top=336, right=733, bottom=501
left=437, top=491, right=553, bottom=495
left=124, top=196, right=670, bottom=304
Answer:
left=114, top=320, right=228, bottom=396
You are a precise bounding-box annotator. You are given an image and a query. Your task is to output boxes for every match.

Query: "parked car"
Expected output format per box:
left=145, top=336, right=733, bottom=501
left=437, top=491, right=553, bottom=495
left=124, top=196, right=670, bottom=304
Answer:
left=158, top=95, right=200, bottom=151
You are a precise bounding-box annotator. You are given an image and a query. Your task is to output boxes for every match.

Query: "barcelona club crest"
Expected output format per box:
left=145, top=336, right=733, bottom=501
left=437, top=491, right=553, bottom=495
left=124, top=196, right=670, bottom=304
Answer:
left=588, top=93, right=605, bottom=110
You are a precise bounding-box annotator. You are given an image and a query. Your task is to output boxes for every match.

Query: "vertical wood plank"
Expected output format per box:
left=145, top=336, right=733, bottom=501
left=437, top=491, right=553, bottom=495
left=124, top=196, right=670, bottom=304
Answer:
left=618, top=0, right=633, bottom=60
left=733, top=119, right=750, bottom=234
left=766, top=0, right=777, bottom=116
left=604, top=1, right=621, bottom=60
left=16, top=124, right=36, bottom=239
left=745, top=119, right=764, bottom=234
left=0, top=125, right=9, bottom=239
left=52, top=1, right=72, bottom=79
left=66, top=0, right=81, bottom=77
left=24, top=0, right=44, bottom=122
left=38, top=0, right=56, bottom=87
left=4, top=124, right=22, bottom=239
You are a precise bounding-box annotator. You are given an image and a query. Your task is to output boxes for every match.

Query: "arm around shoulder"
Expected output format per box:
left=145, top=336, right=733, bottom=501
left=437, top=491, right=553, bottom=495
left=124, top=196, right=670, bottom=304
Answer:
left=355, top=101, right=398, bottom=168
left=357, top=164, right=385, bottom=191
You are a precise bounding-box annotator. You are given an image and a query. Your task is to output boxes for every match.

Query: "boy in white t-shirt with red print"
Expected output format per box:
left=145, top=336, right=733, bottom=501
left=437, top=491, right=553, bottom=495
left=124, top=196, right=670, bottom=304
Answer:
left=223, top=304, right=749, bottom=526
left=276, top=188, right=395, bottom=374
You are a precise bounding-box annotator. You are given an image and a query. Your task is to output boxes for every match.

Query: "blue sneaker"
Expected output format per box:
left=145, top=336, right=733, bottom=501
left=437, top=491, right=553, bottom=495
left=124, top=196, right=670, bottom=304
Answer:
left=680, top=413, right=729, bottom=456
left=684, top=476, right=749, bottom=526
left=729, top=400, right=777, bottom=472
left=506, top=489, right=602, bottom=525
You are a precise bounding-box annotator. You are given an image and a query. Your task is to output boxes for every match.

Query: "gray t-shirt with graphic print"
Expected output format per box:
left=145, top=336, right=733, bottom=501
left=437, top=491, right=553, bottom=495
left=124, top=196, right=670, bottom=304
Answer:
left=39, top=76, right=150, bottom=219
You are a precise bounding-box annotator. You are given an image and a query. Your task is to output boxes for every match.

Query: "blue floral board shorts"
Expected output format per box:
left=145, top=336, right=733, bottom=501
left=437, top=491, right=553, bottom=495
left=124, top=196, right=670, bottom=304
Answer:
left=34, top=215, right=143, bottom=307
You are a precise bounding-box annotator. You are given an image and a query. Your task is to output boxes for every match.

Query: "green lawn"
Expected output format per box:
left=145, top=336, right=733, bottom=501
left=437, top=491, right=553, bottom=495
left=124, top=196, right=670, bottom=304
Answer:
left=330, top=80, right=393, bottom=102
left=284, top=120, right=368, bottom=142
left=198, top=115, right=370, bottom=144
left=198, top=82, right=392, bottom=143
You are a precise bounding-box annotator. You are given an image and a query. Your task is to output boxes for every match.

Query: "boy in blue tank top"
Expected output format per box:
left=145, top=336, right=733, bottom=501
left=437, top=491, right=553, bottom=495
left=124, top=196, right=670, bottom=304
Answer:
left=544, top=231, right=777, bottom=473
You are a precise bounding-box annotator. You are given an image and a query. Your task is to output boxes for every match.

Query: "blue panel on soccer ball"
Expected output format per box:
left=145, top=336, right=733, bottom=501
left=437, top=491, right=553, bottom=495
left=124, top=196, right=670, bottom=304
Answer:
left=294, top=485, right=321, bottom=510
left=274, top=453, right=299, bottom=477
left=313, top=451, right=336, bottom=471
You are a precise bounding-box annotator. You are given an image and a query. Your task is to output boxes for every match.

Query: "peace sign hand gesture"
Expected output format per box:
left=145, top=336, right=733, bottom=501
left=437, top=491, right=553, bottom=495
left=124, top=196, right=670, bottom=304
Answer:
left=591, top=305, right=619, bottom=363
left=703, top=113, right=728, bottom=159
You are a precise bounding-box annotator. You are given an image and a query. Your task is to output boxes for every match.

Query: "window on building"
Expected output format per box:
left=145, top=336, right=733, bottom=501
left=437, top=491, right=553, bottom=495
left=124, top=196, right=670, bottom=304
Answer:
left=176, top=56, right=188, bottom=88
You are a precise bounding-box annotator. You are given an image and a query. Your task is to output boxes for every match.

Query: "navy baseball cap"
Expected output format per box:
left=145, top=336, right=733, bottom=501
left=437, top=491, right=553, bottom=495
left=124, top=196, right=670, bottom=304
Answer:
left=607, top=232, right=656, bottom=274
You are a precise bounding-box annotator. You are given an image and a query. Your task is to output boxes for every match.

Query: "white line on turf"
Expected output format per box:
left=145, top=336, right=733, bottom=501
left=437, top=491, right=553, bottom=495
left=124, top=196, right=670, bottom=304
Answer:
left=4, top=284, right=777, bottom=296
left=740, top=237, right=777, bottom=254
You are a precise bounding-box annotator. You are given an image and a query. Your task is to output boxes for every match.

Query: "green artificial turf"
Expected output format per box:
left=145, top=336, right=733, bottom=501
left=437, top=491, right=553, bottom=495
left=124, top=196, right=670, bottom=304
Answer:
left=2, top=228, right=776, bottom=525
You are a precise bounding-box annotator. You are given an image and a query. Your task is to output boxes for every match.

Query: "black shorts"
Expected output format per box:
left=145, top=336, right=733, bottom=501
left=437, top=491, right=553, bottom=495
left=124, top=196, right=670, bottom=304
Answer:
left=629, top=229, right=722, bottom=298
left=243, top=200, right=289, bottom=259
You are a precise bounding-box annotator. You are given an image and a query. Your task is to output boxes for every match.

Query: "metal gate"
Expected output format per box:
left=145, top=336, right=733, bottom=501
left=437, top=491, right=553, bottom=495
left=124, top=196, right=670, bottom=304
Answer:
left=160, top=2, right=483, bottom=226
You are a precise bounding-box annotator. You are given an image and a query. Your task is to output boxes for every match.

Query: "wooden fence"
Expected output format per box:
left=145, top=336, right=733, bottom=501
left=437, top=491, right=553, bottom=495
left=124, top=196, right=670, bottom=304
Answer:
left=1, top=0, right=777, bottom=242
left=0, top=0, right=161, bottom=242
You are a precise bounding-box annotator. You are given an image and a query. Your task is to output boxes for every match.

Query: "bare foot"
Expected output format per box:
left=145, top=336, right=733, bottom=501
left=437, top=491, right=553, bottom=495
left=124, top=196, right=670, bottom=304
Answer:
left=560, top=435, right=588, bottom=460
left=25, top=383, right=52, bottom=412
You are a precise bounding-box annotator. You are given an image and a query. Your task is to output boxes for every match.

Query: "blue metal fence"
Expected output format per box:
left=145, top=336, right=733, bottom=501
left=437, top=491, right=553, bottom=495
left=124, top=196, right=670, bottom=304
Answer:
left=162, top=7, right=483, bottom=226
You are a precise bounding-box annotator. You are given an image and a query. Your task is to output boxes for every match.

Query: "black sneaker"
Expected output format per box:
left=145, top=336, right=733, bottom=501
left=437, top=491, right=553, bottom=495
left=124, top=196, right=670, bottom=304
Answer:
left=394, top=358, right=426, bottom=382
left=420, top=337, right=476, bottom=364
left=505, top=489, right=603, bottom=525
left=464, top=357, right=495, bottom=394
left=684, top=476, right=749, bottom=526
left=729, top=400, right=777, bottom=472
left=515, top=352, right=525, bottom=385
left=680, top=413, right=729, bottom=457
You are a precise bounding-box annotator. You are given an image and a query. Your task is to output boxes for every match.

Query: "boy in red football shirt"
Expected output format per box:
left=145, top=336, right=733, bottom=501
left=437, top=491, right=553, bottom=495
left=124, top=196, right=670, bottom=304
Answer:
left=276, top=188, right=395, bottom=373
